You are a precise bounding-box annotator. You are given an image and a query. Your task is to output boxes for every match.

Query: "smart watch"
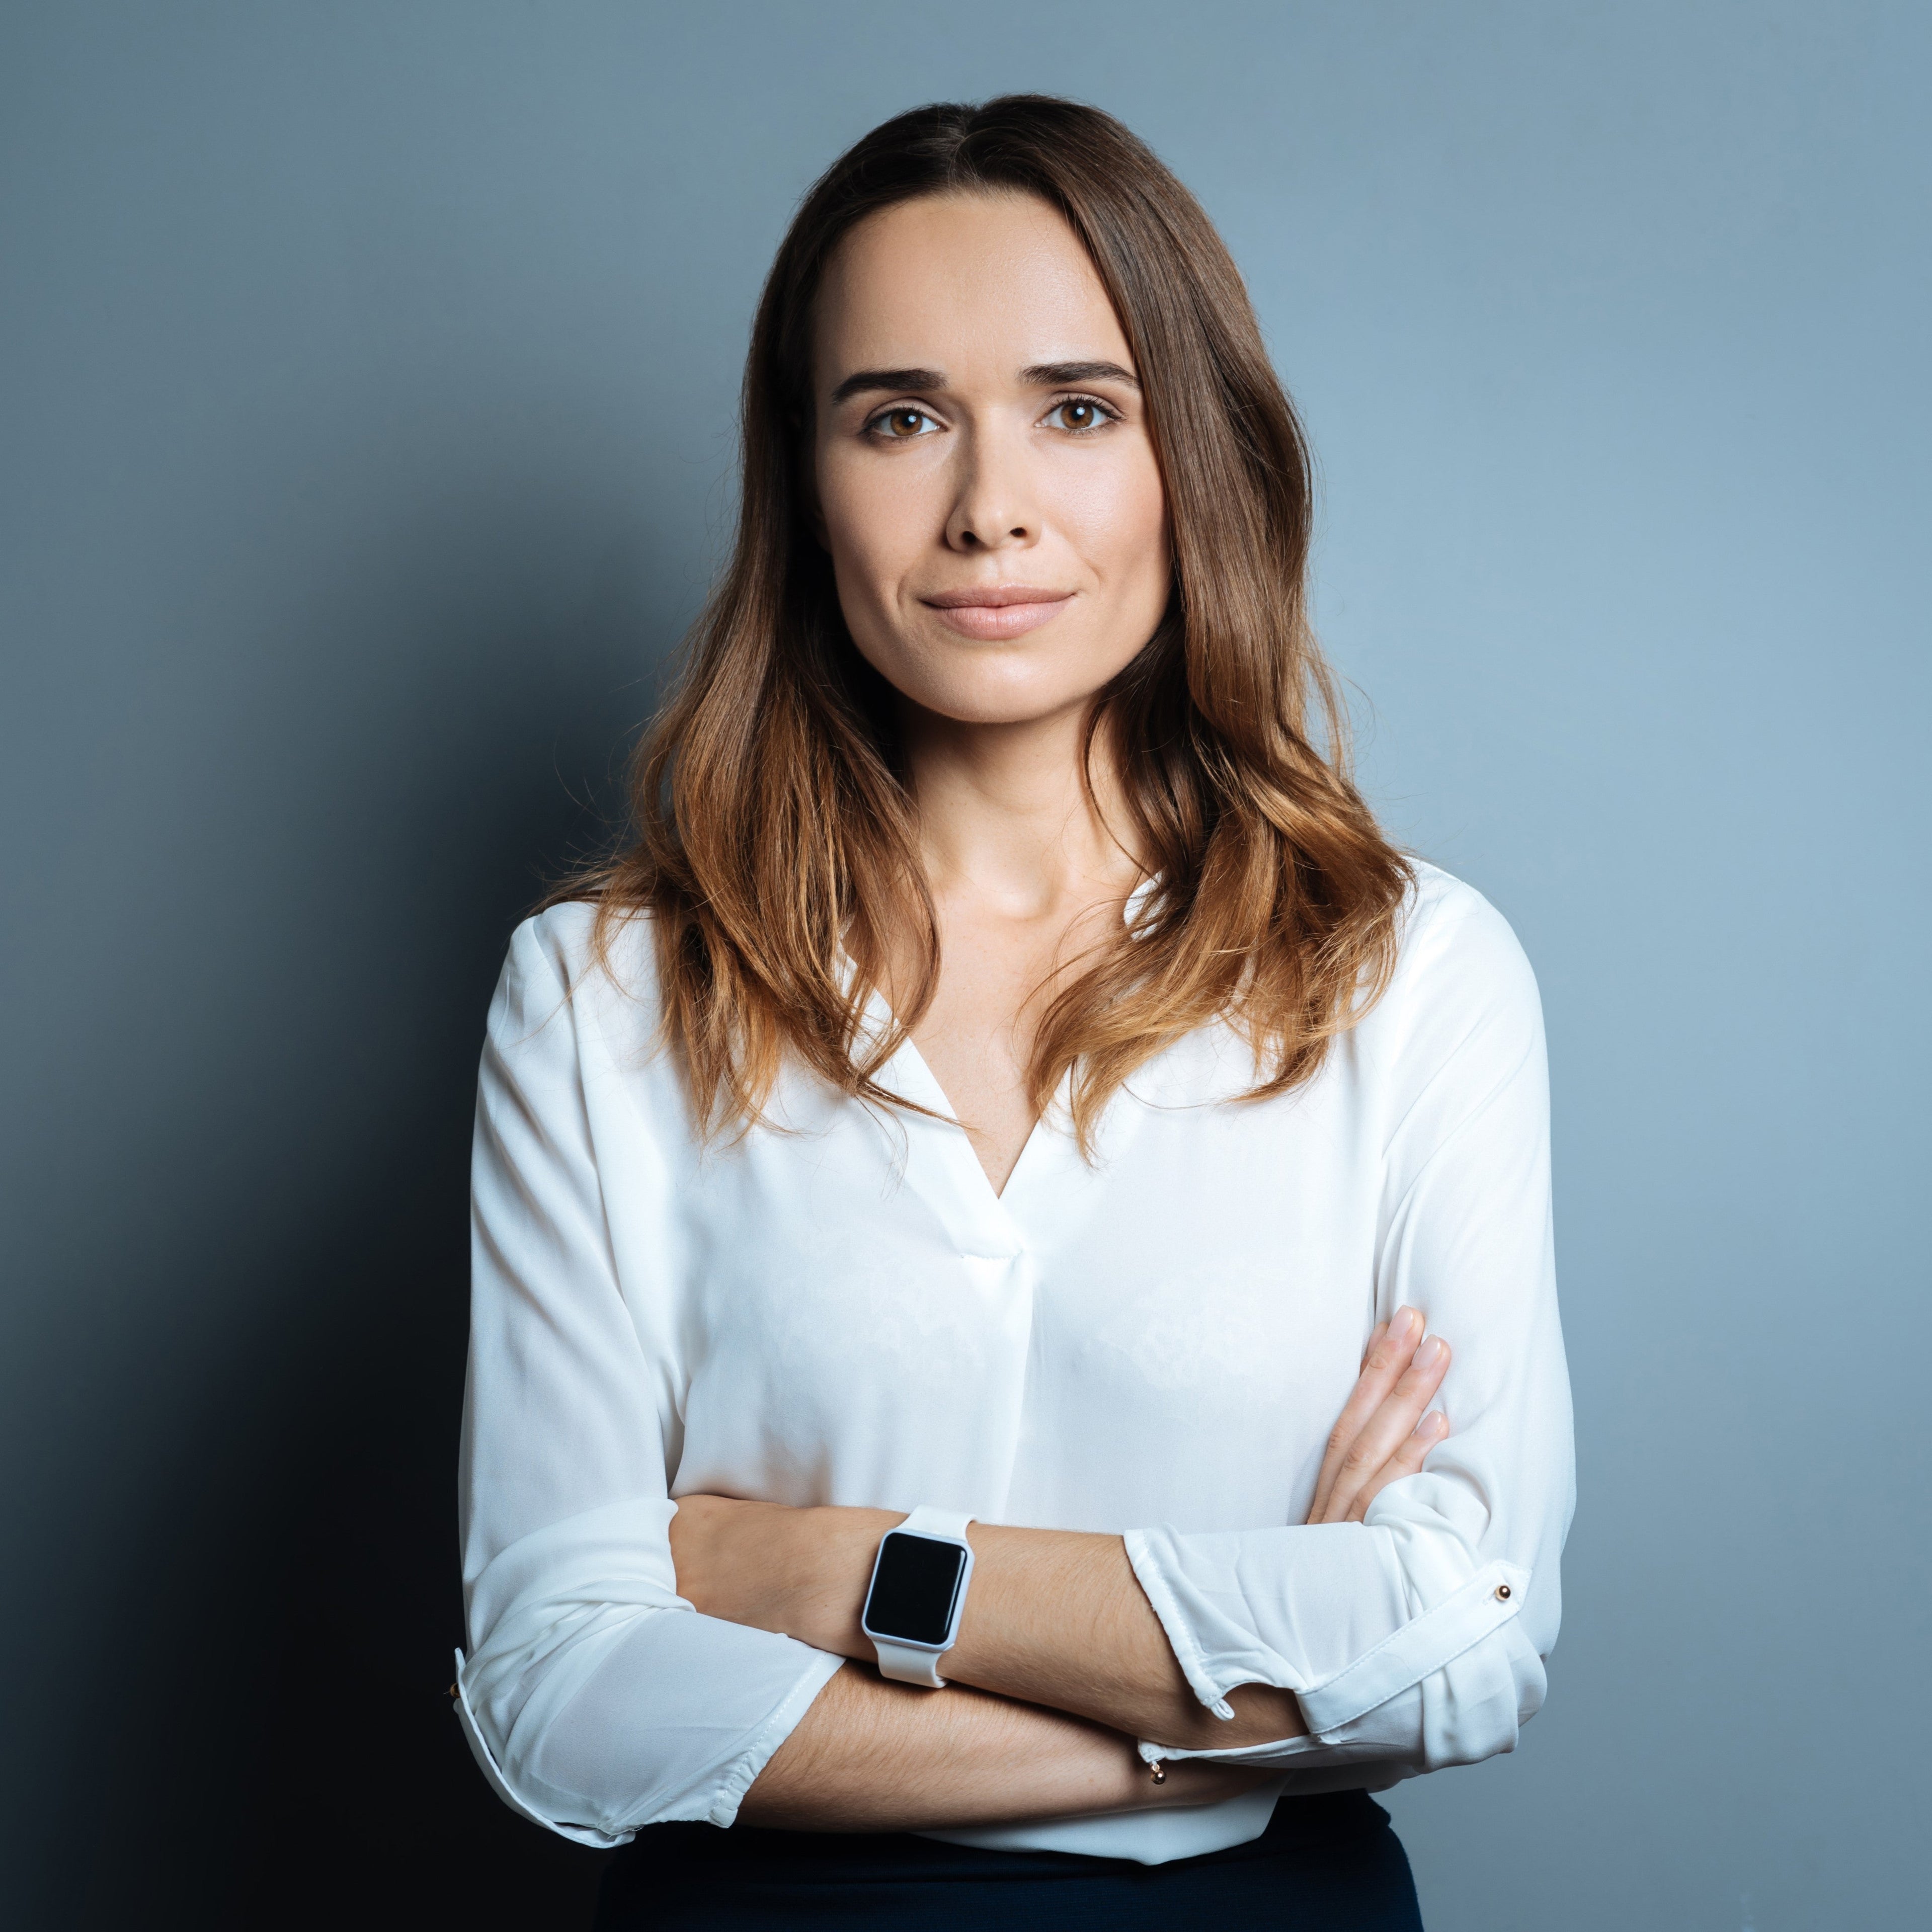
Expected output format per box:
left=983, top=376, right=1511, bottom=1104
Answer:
left=859, top=1505, right=976, bottom=1686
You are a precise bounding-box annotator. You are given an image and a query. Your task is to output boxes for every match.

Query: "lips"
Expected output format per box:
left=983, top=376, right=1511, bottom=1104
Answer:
left=920, top=585, right=1074, bottom=641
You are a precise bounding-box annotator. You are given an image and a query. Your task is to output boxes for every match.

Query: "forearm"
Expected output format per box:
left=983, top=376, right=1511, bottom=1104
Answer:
left=924, top=1520, right=1302, bottom=1748
left=739, top=1661, right=1264, bottom=1832
left=673, top=1500, right=1305, bottom=1750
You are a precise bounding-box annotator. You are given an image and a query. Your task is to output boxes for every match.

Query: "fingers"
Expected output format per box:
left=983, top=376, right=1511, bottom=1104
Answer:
left=1312, top=1330, right=1453, bottom=1525
left=1345, top=1407, right=1447, bottom=1523
left=1320, top=1336, right=1451, bottom=1524
left=1308, top=1309, right=1425, bottom=1523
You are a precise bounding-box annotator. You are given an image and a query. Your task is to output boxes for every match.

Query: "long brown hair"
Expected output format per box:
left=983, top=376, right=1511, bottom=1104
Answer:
left=560, top=96, right=1410, bottom=1147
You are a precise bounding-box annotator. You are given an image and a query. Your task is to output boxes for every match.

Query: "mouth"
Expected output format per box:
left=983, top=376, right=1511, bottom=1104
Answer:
left=919, top=585, right=1075, bottom=641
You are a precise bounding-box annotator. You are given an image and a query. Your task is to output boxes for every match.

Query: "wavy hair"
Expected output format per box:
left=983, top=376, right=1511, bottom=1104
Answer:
left=558, top=96, right=1410, bottom=1148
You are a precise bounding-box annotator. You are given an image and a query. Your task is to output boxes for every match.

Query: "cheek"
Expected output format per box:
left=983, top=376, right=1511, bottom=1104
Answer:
left=1062, top=450, right=1170, bottom=591
left=818, top=449, right=927, bottom=583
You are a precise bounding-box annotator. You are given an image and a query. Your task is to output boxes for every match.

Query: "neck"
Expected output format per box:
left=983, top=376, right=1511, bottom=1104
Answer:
left=899, top=699, right=1145, bottom=916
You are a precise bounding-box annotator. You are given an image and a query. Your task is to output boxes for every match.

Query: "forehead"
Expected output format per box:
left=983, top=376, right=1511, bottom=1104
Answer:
left=814, top=191, right=1132, bottom=389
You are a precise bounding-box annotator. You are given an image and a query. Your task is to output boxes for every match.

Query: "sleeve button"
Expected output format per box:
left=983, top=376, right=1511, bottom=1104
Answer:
left=1495, top=1584, right=1512, bottom=1601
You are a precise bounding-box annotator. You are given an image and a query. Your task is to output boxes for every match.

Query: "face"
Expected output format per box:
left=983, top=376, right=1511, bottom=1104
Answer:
left=811, top=191, right=1170, bottom=728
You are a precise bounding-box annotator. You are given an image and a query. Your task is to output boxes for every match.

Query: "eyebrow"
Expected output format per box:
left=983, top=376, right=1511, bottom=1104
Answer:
left=827, top=359, right=1141, bottom=406
left=1020, top=359, right=1140, bottom=390
left=829, top=366, right=944, bottom=405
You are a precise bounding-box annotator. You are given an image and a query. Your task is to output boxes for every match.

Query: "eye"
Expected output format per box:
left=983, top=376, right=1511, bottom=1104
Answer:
left=868, top=406, right=940, bottom=440
left=1040, top=394, right=1119, bottom=434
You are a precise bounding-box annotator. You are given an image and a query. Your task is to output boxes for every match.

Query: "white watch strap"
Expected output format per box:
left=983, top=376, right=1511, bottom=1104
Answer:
left=901, top=1504, right=973, bottom=1540
left=875, top=1640, right=949, bottom=1687
left=872, top=1505, right=975, bottom=1687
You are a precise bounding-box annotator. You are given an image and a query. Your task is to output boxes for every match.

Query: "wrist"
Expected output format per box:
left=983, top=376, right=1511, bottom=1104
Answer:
left=793, top=1504, right=897, bottom=1658
left=667, top=1496, right=871, bottom=1650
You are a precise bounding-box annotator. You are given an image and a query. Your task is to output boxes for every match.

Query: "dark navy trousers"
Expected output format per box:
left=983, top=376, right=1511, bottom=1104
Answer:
left=594, top=1789, right=1424, bottom=1929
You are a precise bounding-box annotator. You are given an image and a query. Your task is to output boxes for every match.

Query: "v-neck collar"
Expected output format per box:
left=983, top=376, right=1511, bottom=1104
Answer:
left=855, top=989, right=1157, bottom=1276
left=883, top=1023, right=1059, bottom=1204
left=839, top=878, right=1159, bottom=1247
left=850, top=982, right=1081, bottom=1253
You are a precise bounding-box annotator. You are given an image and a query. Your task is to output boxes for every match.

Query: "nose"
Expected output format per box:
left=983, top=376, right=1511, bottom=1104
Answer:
left=943, top=422, right=1037, bottom=553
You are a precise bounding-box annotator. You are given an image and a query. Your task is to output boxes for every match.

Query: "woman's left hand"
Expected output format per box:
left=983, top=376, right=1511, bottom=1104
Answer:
left=1305, top=1306, right=1451, bottom=1524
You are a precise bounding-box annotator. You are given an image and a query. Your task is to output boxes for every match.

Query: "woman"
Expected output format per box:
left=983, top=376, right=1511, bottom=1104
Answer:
left=455, top=96, right=1573, bottom=1928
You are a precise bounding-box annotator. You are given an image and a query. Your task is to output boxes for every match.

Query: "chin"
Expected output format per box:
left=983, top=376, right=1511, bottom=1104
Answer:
left=867, top=635, right=1131, bottom=731
left=900, top=672, right=1100, bottom=730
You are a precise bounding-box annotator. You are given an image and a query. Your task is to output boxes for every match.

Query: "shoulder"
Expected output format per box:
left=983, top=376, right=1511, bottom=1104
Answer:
left=490, top=898, right=663, bottom=1041
left=504, top=898, right=655, bottom=983
left=1358, top=862, right=1544, bottom=1071
left=1392, top=863, right=1538, bottom=1004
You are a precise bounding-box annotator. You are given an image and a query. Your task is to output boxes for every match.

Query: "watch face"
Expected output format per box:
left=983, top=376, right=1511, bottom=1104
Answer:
left=863, top=1532, right=968, bottom=1646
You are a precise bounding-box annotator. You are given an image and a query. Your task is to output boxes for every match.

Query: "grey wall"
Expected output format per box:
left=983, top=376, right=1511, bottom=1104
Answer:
left=3, top=5, right=1925, bottom=1927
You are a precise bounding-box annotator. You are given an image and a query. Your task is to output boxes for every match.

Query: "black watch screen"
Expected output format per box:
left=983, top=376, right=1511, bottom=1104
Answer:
left=862, top=1532, right=968, bottom=1646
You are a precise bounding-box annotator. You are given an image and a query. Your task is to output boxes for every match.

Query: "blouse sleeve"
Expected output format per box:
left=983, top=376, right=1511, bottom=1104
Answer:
left=1122, top=882, right=1575, bottom=1778
left=453, top=914, right=844, bottom=1847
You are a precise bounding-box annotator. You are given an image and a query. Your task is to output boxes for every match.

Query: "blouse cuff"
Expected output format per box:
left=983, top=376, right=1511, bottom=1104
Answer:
left=1125, top=1522, right=1529, bottom=1743
left=455, top=1625, right=847, bottom=1844
left=454, top=1652, right=624, bottom=1848
left=699, top=1648, right=851, bottom=1827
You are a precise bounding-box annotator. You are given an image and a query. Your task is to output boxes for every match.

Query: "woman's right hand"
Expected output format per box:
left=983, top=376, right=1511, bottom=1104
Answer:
left=1306, top=1307, right=1451, bottom=1525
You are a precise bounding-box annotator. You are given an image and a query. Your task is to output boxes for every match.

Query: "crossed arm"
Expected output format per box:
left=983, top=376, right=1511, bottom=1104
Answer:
left=668, top=1310, right=1451, bottom=1832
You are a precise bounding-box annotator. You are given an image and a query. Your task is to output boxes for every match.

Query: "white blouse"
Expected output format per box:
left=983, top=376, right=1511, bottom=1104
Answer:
left=454, top=862, right=1574, bottom=1867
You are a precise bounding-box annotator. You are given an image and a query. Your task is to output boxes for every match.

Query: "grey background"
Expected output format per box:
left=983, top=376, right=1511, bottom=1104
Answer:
left=3, top=4, right=1926, bottom=1927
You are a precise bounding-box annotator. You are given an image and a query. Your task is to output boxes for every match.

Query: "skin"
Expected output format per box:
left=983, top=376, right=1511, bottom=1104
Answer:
left=812, top=190, right=1169, bottom=1189
left=671, top=192, right=1455, bottom=1833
